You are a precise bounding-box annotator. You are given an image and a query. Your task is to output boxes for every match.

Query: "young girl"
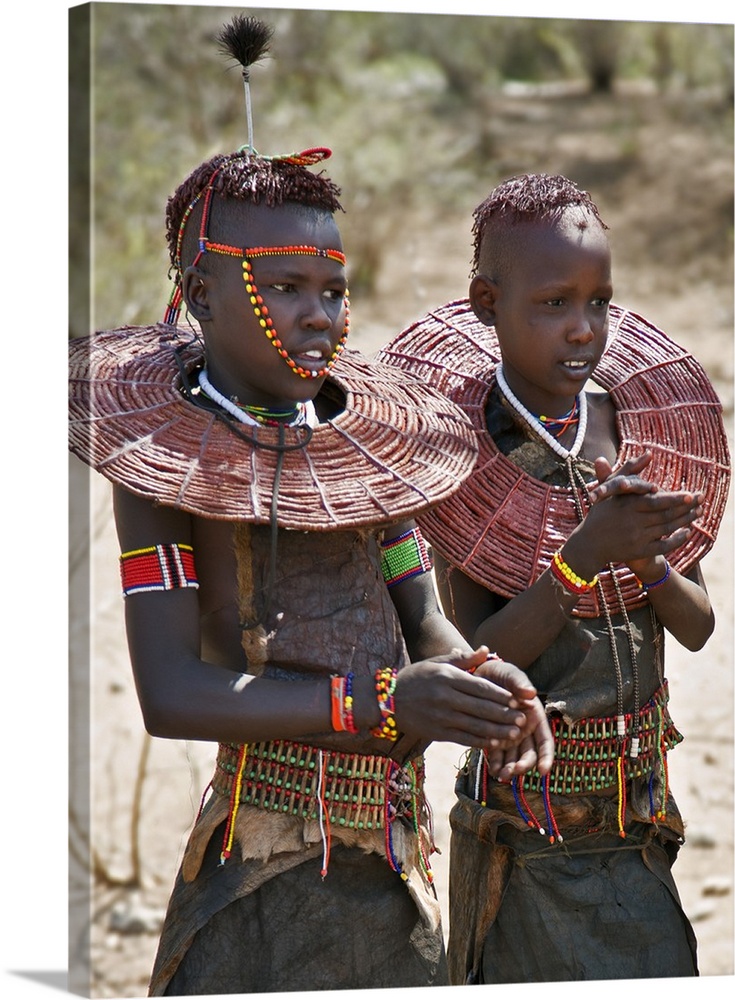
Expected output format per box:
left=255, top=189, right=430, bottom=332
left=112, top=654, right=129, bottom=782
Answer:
left=378, top=172, right=730, bottom=983
left=68, top=18, right=551, bottom=995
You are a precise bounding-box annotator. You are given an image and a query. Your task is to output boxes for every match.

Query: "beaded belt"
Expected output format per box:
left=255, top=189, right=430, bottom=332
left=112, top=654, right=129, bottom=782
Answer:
left=212, top=739, right=425, bottom=832
left=504, top=682, right=682, bottom=797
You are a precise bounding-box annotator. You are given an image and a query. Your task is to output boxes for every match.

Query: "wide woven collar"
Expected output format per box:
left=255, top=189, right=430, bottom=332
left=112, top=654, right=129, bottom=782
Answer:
left=69, top=324, right=478, bottom=530
left=377, top=300, right=730, bottom=617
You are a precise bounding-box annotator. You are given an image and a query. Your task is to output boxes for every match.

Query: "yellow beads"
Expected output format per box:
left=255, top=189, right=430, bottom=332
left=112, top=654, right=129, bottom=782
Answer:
left=550, top=550, right=599, bottom=595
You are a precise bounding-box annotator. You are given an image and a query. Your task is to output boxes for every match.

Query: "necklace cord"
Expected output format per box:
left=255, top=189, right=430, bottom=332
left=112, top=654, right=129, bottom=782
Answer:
left=565, top=457, right=641, bottom=751
left=172, top=345, right=311, bottom=630
left=173, top=345, right=313, bottom=453
left=239, top=424, right=285, bottom=631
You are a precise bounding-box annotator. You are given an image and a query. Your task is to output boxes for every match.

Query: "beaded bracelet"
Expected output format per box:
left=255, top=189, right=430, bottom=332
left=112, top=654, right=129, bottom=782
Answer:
left=635, top=560, right=671, bottom=591
left=330, top=674, right=359, bottom=734
left=467, top=651, right=501, bottom=674
left=370, top=667, right=399, bottom=740
left=549, top=550, right=599, bottom=595
left=343, top=672, right=356, bottom=732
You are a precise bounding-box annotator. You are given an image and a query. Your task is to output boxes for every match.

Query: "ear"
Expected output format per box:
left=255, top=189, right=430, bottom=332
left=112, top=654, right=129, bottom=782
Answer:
left=469, top=274, right=500, bottom=327
left=181, top=266, right=212, bottom=322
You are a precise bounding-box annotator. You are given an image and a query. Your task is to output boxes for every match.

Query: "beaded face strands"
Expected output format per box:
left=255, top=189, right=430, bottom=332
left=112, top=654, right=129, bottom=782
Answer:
left=164, top=16, right=351, bottom=382
left=164, top=158, right=351, bottom=376
left=205, top=238, right=350, bottom=380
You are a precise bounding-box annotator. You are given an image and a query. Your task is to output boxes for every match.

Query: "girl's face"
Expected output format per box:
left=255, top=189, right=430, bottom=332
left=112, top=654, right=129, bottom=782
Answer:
left=187, top=200, right=348, bottom=410
left=472, top=214, right=612, bottom=418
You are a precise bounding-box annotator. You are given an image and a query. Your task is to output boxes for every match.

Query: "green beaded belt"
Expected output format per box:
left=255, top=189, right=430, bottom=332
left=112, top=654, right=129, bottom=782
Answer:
left=212, top=739, right=425, bottom=831
left=512, top=682, right=682, bottom=797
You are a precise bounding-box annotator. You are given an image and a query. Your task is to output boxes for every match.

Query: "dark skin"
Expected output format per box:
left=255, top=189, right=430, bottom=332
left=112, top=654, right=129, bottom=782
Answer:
left=115, top=198, right=554, bottom=777
left=436, top=212, right=713, bottom=724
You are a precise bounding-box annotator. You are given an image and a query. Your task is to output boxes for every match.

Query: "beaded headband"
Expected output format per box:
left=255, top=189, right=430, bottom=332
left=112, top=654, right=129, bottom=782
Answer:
left=163, top=154, right=350, bottom=378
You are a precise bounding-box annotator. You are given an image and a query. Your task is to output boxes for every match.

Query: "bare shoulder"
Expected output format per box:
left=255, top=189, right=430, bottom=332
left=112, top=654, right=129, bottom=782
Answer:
left=112, top=485, right=236, bottom=584
left=583, top=389, right=618, bottom=464
left=112, top=485, right=193, bottom=549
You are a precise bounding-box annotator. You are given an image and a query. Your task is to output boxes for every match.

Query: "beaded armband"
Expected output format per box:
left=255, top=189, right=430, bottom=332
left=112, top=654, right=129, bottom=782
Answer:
left=370, top=667, right=399, bottom=740
left=119, top=543, right=198, bottom=596
left=549, top=550, right=598, bottom=596
left=380, top=526, right=433, bottom=589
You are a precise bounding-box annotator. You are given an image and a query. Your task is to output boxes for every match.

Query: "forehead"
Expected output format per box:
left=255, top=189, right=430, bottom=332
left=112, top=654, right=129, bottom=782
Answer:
left=506, top=212, right=610, bottom=281
left=210, top=198, right=343, bottom=251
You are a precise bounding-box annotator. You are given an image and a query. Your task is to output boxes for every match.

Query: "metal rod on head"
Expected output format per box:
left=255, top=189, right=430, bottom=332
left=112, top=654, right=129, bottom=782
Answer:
left=243, top=71, right=254, bottom=151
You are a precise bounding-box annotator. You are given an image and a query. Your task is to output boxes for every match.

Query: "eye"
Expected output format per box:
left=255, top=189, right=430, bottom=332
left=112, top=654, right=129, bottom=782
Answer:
left=323, top=288, right=345, bottom=302
left=269, top=282, right=296, bottom=293
left=592, top=297, right=610, bottom=309
left=545, top=298, right=564, bottom=307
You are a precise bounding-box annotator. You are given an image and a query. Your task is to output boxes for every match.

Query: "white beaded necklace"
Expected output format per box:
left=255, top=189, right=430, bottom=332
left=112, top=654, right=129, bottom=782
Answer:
left=197, top=369, right=317, bottom=428
left=495, top=363, right=587, bottom=460
left=495, top=361, right=641, bottom=759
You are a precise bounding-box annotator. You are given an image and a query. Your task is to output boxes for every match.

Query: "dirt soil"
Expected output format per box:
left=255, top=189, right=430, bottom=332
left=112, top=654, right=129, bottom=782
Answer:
left=74, top=86, right=733, bottom=997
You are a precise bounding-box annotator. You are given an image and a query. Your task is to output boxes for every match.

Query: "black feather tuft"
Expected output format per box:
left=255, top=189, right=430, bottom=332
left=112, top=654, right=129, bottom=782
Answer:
left=217, top=14, right=274, bottom=71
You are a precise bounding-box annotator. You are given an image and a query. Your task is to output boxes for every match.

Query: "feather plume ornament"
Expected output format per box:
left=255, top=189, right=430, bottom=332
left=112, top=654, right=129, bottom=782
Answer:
left=217, top=14, right=275, bottom=151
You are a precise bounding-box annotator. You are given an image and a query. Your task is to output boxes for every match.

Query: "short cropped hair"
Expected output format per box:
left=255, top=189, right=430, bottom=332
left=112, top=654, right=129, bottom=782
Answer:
left=471, top=173, right=608, bottom=279
left=166, top=150, right=344, bottom=273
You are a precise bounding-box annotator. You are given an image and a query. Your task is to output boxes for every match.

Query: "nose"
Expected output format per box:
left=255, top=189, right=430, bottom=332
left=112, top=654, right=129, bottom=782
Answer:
left=299, top=290, right=334, bottom=332
left=566, top=307, right=595, bottom=344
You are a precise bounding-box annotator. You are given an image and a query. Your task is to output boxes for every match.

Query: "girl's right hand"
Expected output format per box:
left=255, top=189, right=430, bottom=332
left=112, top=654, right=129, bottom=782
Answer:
left=392, top=648, right=534, bottom=749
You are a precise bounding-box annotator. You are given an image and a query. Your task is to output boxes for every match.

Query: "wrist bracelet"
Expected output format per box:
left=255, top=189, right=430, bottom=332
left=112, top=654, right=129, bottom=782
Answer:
left=370, top=667, right=399, bottom=740
left=635, top=560, right=672, bottom=591
left=343, top=672, right=356, bottom=732
left=467, top=651, right=501, bottom=675
left=330, top=673, right=358, bottom=734
left=550, top=550, right=599, bottom=595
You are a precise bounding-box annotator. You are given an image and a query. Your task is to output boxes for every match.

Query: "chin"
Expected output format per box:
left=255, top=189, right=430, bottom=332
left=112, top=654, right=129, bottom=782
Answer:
left=285, top=376, right=324, bottom=404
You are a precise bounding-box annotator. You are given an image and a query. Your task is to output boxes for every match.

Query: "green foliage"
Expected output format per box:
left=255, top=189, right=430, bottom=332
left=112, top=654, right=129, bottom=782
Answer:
left=72, top=5, right=733, bottom=329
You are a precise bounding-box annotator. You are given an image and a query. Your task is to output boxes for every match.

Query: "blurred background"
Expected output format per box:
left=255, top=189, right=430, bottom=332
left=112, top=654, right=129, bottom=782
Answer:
left=68, top=3, right=733, bottom=996
left=71, top=3, right=733, bottom=346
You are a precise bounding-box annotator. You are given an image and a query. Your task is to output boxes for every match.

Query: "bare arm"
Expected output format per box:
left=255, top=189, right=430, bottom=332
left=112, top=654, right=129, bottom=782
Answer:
left=620, top=558, right=713, bottom=651
left=383, top=520, right=474, bottom=662
left=434, top=550, right=575, bottom=670
left=113, top=485, right=337, bottom=743
left=386, top=521, right=553, bottom=771
left=581, top=454, right=715, bottom=651
left=113, top=494, right=544, bottom=751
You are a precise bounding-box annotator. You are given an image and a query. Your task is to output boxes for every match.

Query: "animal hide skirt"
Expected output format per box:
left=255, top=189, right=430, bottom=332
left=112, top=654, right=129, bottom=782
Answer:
left=447, top=765, right=698, bottom=985
left=149, top=778, right=447, bottom=995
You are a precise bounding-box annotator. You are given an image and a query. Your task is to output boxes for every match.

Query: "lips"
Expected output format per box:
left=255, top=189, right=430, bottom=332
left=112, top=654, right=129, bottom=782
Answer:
left=561, top=358, right=593, bottom=376
left=290, top=345, right=333, bottom=375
